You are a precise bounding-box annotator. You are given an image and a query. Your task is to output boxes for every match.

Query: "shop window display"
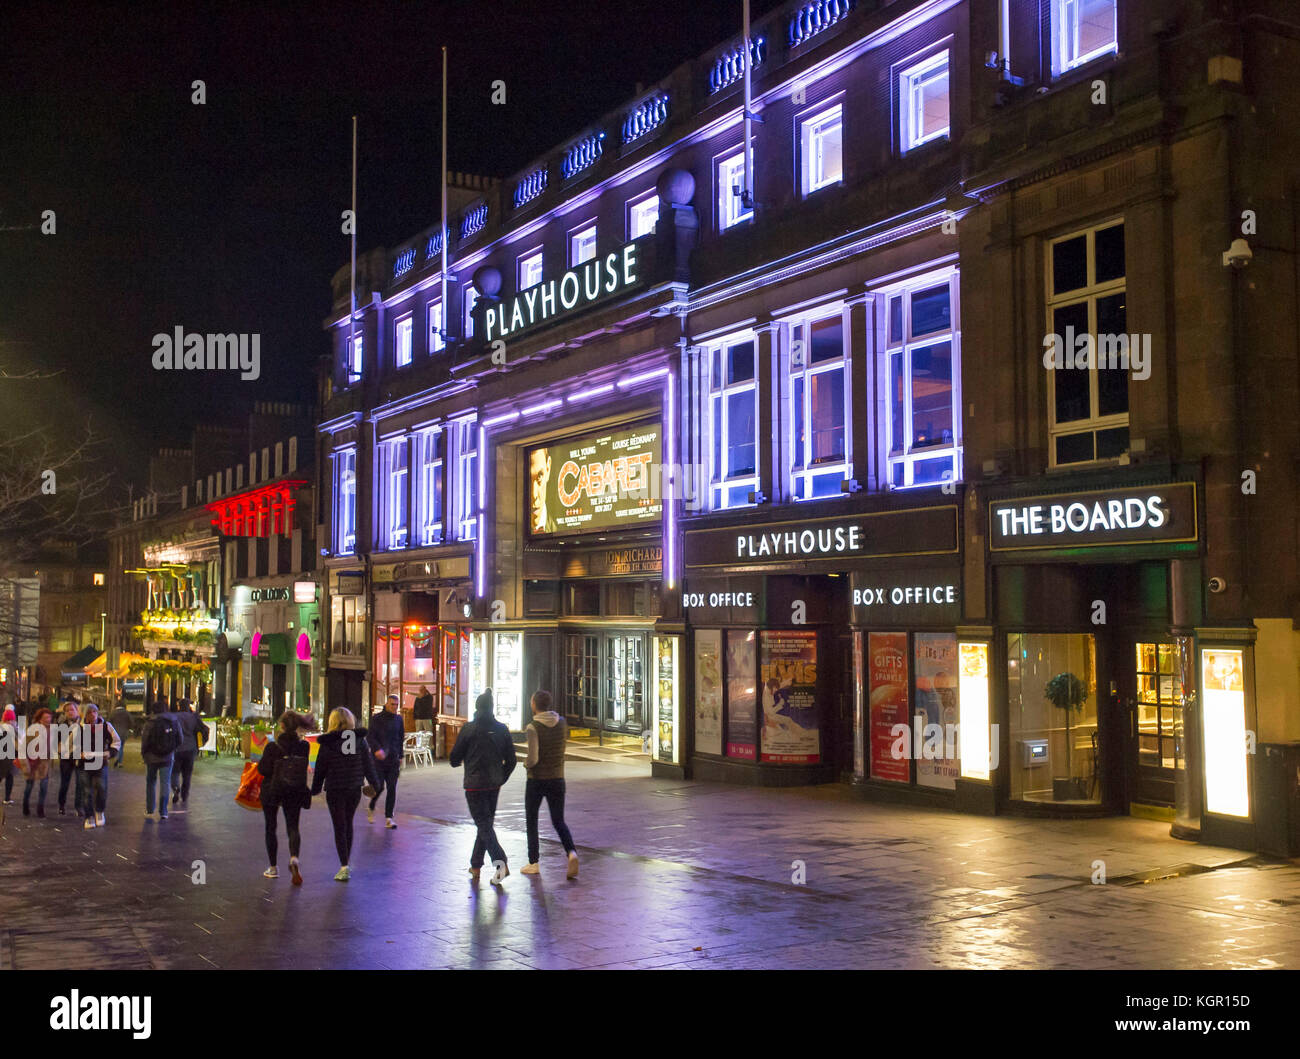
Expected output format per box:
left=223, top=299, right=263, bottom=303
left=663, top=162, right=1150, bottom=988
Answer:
left=1006, top=632, right=1100, bottom=802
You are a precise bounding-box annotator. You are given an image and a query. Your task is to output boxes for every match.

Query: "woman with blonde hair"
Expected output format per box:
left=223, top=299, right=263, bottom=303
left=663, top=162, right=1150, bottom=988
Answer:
left=311, top=706, right=378, bottom=881
left=256, top=711, right=315, bottom=883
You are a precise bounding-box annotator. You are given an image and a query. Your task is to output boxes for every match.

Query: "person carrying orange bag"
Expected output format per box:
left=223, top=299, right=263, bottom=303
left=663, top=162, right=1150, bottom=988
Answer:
left=235, top=760, right=263, bottom=810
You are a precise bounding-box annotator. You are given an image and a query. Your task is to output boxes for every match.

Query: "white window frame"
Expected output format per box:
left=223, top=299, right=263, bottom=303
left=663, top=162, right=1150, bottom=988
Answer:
left=878, top=266, right=963, bottom=490
left=333, top=448, right=357, bottom=555
left=347, top=333, right=363, bottom=380
left=378, top=437, right=409, bottom=550
left=394, top=314, right=413, bottom=368
left=1052, top=0, right=1118, bottom=76
left=417, top=427, right=445, bottom=546
left=452, top=417, right=478, bottom=541
left=627, top=191, right=659, bottom=240
left=428, top=299, right=444, bottom=353
left=1045, top=220, right=1129, bottom=468
left=899, top=50, right=950, bottom=153
left=707, top=334, right=759, bottom=510
left=569, top=223, right=597, bottom=266
left=716, top=150, right=753, bottom=231
left=799, top=101, right=844, bottom=196
left=517, top=247, right=544, bottom=290
left=787, top=307, right=851, bottom=500
left=463, top=286, right=479, bottom=340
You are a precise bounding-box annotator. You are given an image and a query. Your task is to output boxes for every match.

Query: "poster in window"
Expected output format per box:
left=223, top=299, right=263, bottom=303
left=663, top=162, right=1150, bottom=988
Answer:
left=759, top=631, right=820, bottom=763
left=914, top=632, right=959, bottom=789
left=725, top=630, right=757, bottom=759
left=869, top=632, right=910, bottom=783
left=694, top=629, right=723, bottom=756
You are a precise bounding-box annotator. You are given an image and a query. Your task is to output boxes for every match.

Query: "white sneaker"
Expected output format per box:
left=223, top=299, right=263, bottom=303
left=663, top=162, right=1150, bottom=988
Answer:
left=490, top=861, right=509, bottom=885
left=385, top=818, right=397, bottom=829
left=520, top=862, right=540, bottom=875
left=96, top=813, right=105, bottom=827
left=263, top=866, right=279, bottom=879
left=567, top=852, right=580, bottom=879
left=334, top=866, right=351, bottom=882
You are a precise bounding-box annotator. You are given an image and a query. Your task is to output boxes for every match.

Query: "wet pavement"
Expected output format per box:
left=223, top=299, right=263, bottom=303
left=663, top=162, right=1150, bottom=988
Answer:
left=2, top=747, right=1298, bottom=970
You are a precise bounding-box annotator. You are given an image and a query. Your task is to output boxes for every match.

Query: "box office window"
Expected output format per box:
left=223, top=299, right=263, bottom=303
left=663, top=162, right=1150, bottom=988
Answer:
left=1006, top=632, right=1100, bottom=803
left=708, top=337, right=759, bottom=509
left=1046, top=221, right=1129, bottom=467
left=867, top=631, right=958, bottom=789
left=882, top=269, right=962, bottom=489
left=789, top=312, right=850, bottom=500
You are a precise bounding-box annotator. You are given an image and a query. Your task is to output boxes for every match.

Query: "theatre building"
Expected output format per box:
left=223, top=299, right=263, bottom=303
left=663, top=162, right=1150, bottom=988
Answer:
left=317, top=0, right=1300, bottom=851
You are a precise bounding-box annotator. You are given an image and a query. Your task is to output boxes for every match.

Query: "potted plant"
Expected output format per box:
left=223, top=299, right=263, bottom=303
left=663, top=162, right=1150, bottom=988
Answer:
left=1044, top=672, right=1089, bottom=800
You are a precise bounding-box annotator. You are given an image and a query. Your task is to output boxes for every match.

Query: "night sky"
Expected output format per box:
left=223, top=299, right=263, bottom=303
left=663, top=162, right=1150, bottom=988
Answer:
left=1, top=0, right=786, bottom=491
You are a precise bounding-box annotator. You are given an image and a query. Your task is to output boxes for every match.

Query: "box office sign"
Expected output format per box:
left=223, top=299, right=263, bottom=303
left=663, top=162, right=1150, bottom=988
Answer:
left=528, top=423, right=662, bottom=536
left=685, top=506, right=958, bottom=569
left=851, top=569, right=961, bottom=625
left=682, top=577, right=764, bottom=624
left=989, top=483, right=1198, bottom=552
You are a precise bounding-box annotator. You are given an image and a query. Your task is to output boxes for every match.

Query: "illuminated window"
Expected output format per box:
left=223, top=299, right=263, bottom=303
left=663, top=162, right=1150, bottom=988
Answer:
left=788, top=311, right=849, bottom=499
left=716, top=151, right=753, bottom=231
left=1046, top=221, right=1128, bottom=466
left=428, top=299, right=444, bottom=353
left=628, top=193, right=659, bottom=239
left=418, top=428, right=445, bottom=546
left=378, top=438, right=408, bottom=550
left=1052, top=0, right=1117, bottom=75
left=707, top=336, right=758, bottom=508
left=395, top=314, right=413, bottom=368
left=453, top=418, right=478, bottom=541
left=518, top=248, right=544, bottom=290
left=92, top=573, right=105, bottom=586
left=333, top=449, right=357, bottom=555
left=570, top=224, right=597, bottom=266
left=881, top=268, right=962, bottom=488
left=347, top=333, right=363, bottom=379
left=900, top=51, right=950, bottom=152
left=463, top=286, right=479, bottom=340
left=800, top=102, right=843, bottom=194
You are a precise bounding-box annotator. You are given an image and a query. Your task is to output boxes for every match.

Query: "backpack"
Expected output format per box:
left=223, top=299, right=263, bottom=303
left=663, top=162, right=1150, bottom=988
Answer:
left=271, top=752, right=308, bottom=792
left=143, top=716, right=180, bottom=758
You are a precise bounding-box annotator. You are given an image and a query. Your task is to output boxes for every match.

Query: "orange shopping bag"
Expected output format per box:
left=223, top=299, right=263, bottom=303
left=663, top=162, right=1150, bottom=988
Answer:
left=234, top=760, right=263, bottom=811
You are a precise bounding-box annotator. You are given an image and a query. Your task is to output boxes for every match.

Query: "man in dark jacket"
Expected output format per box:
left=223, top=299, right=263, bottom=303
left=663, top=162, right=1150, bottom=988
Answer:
left=140, top=701, right=179, bottom=820
left=365, top=695, right=404, bottom=829
left=412, top=685, right=435, bottom=732
left=109, top=702, right=132, bottom=768
left=449, top=690, right=517, bottom=884
left=165, top=699, right=209, bottom=812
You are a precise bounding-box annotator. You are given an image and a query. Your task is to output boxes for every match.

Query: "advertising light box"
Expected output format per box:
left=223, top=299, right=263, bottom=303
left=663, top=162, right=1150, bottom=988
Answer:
left=528, top=423, right=662, bottom=536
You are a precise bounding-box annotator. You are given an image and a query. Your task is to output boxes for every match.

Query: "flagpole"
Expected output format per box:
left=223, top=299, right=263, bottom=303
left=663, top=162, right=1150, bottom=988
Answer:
left=742, top=0, right=754, bottom=211
left=350, top=115, right=358, bottom=381
left=440, top=46, right=449, bottom=343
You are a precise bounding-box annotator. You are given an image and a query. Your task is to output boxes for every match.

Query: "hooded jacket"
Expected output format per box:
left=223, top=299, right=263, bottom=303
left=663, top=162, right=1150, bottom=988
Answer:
left=311, top=726, right=378, bottom=795
left=449, top=706, right=517, bottom=791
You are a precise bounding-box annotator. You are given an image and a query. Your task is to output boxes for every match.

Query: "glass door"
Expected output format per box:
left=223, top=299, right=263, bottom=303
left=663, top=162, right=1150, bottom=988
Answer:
left=604, top=633, right=645, bottom=734
left=1132, top=640, right=1186, bottom=806
left=565, top=633, right=600, bottom=726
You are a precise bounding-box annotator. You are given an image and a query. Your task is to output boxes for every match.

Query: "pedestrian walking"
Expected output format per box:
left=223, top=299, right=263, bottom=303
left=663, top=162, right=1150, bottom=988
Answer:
left=0, top=706, right=19, bottom=804
left=21, top=707, right=54, bottom=817
left=412, top=685, right=435, bottom=732
left=76, top=703, right=118, bottom=829
left=448, top=689, right=517, bottom=885
left=109, top=701, right=132, bottom=768
left=56, top=700, right=82, bottom=817
left=365, top=694, right=404, bottom=829
left=140, top=700, right=181, bottom=820
left=520, top=690, right=579, bottom=879
left=166, top=698, right=208, bottom=812
left=311, top=707, right=378, bottom=881
left=257, top=711, right=314, bottom=884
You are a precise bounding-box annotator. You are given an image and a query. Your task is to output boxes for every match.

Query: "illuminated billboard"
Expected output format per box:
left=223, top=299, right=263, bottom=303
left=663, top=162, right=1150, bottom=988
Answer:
left=527, top=422, right=662, bottom=536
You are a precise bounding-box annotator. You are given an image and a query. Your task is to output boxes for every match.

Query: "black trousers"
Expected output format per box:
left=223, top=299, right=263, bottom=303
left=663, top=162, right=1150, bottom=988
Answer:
left=327, top=787, right=362, bottom=865
left=172, top=750, right=197, bottom=800
left=465, top=788, right=506, bottom=869
left=369, top=759, right=400, bottom=818
left=57, top=759, right=78, bottom=812
left=262, top=801, right=302, bottom=866
left=525, top=777, right=576, bottom=864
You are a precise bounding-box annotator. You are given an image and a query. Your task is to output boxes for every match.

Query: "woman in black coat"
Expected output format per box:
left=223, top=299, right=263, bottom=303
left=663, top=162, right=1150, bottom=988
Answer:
left=257, top=711, right=314, bottom=884
left=311, top=707, right=379, bottom=881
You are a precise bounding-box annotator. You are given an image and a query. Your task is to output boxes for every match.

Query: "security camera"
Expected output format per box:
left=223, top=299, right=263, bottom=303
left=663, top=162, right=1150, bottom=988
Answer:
left=1222, top=239, right=1252, bottom=268
left=1208, top=576, right=1227, bottom=594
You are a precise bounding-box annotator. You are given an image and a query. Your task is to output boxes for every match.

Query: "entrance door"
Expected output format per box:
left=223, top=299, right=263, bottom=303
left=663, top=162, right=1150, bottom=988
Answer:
left=603, top=633, right=645, bottom=734
left=564, top=632, right=600, bottom=726
left=1131, top=640, right=1187, bottom=806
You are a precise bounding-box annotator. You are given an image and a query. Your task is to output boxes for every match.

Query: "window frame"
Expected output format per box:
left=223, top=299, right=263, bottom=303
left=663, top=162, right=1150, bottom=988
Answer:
left=417, top=427, right=445, bottom=547
left=346, top=332, right=363, bottom=381
left=1051, top=0, right=1119, bottom=77
left=463, top=286, right=479, bottom=341
left=428, top=299, right=445, bottom=353
left=627, top=191, right=660, bottom=240
left=394, top=313, right=414, bottom=368
left=569, top=222, right=597, bottom=267
left=452, top=416, right=479, bottom=542
left=898, top=48, right=951, bottom=154
left=876, top=266, right=963, bottom=490
left=1045, top=218, right=1129, bottom=469
left=716, top=149, right=754, bottom=232
left=786, top=306, right=852, bottom=501
left=798, top=99, right=845, bottom=197
left=706, top=332, right=760, bottom=510
left=517, top=246, right=545, bottom=291
left=333, top=447, right=357, bottom=556
left=378, top=436, right=409, bottom=551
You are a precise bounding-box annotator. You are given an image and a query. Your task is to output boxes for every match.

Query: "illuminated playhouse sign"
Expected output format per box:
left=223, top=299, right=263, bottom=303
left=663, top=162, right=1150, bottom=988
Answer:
left=989, top=483, right=1198, bottom=551
left=484, top=242, right=640, bottom=342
